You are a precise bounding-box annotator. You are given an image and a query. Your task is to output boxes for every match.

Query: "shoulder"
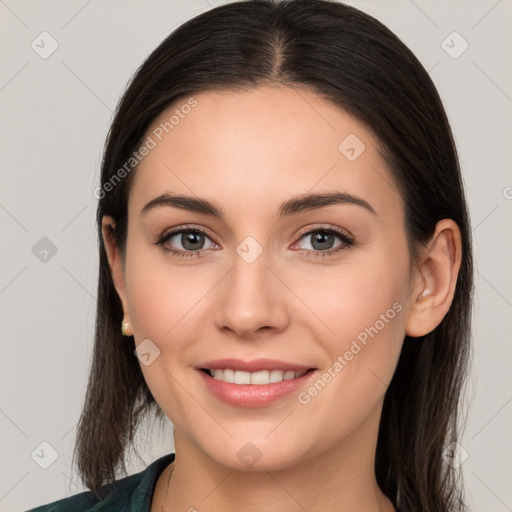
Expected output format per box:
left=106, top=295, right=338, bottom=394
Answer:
left=25, top=453, right=175, bottom=512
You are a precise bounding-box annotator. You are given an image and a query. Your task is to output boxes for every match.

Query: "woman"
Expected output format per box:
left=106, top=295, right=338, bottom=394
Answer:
left=28, top=0, right=473, bottom=510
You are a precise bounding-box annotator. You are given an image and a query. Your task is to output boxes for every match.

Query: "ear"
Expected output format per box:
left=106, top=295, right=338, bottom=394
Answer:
left=405, top=219, right=462, bottom=337
left=101, top=215, right=131, bottom=330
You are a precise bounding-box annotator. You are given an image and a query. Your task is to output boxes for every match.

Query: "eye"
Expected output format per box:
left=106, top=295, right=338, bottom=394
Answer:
left=292, top=226, right=354, bottom=257
left=154, top=224, right=354, bottom=259
left=154, top=225, right=218, bottom=258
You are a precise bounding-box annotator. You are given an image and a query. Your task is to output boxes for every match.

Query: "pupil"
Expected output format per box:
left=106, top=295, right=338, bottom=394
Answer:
left=312, top=231, right=334, bottom=251
left=183, top=232, right=203, bottom=250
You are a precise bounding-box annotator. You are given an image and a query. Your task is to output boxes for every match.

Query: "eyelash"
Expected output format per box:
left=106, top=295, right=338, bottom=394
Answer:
left=154, top=224, right=355, bottom=259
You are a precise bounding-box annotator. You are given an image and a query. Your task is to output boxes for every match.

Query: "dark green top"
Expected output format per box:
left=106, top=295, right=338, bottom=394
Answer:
left=25, top=453, right=175, bottom=512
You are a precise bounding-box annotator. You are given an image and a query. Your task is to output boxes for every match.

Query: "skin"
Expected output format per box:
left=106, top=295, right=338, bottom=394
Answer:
left=102, top=85, right=462, bottom=512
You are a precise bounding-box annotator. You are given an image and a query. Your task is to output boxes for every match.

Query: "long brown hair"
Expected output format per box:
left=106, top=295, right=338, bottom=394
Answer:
left=74, top=1, right=474, bottom=509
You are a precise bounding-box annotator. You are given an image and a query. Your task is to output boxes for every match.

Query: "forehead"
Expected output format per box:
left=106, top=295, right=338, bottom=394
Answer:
left=130, top=86, right=401, bottom=221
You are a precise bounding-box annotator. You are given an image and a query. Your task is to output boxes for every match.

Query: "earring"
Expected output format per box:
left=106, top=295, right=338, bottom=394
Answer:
left=121, top=316, right=132, bottom=336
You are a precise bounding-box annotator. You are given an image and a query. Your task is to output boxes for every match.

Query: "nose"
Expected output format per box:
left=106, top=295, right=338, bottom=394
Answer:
left=214, top=248, right=290, bottom=339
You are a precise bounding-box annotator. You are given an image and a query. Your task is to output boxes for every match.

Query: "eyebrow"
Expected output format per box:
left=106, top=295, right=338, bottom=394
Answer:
left=140, top=191, right=377, bottom=219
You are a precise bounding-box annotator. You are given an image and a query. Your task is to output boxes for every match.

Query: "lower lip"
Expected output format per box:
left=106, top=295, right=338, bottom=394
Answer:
left=196, top=369, right=316, bottom=408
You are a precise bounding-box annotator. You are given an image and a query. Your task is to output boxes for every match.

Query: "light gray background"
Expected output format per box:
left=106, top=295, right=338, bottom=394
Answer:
left=1, top=0, right=511, bottom=510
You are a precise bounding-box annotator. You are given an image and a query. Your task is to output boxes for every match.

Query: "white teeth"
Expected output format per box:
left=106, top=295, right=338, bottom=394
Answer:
left=222, top=368, right=235, bottom=383
left=269, top=369, right=284, bottom=383
left=208, top=368, right=308, bottom=385
left=234, top=370, right=251, bottom=384
left=251, top=370, right=269, bottom=385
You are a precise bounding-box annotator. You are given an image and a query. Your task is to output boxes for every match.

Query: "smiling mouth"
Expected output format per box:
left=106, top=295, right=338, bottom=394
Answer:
left=200, top=368, right=316, bottom=385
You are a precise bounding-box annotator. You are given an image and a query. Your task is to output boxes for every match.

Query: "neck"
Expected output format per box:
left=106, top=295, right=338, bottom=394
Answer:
left=163, top=405, right=395, bottom=512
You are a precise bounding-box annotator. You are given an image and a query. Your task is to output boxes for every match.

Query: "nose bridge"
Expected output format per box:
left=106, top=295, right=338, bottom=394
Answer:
left=214, top=235, right=288, bottom=335
left=231, top=243, right=269, bottom=297
left=229, top=241, right=274, bottom=310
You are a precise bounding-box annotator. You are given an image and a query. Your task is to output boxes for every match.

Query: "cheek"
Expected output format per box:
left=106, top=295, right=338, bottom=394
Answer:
left=330, top=296, right=405, bottom=389
left=125, top=267, right=173, bottom=341
left=300, top=247, right=408, bottom=339
left=328, top=266, right=406, bottom=350
left=124, top=252, right=203, bottom=421
left=124, top=233, right=201, bottom=340
left=301, top=242, right=409, bottom=394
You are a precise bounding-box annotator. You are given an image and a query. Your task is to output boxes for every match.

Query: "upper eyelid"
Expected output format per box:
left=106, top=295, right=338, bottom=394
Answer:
left=161, top=224, right=218, bottom=244
left=296, top=224, right=353, bottom=239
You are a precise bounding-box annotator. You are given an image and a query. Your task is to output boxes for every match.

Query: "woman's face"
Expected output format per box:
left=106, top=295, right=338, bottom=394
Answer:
left=107, top=86, right=419, bottom=471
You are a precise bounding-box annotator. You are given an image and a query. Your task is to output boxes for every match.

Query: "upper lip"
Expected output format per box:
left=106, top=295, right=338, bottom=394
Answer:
left=198, top=358, right=314, bottom=372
